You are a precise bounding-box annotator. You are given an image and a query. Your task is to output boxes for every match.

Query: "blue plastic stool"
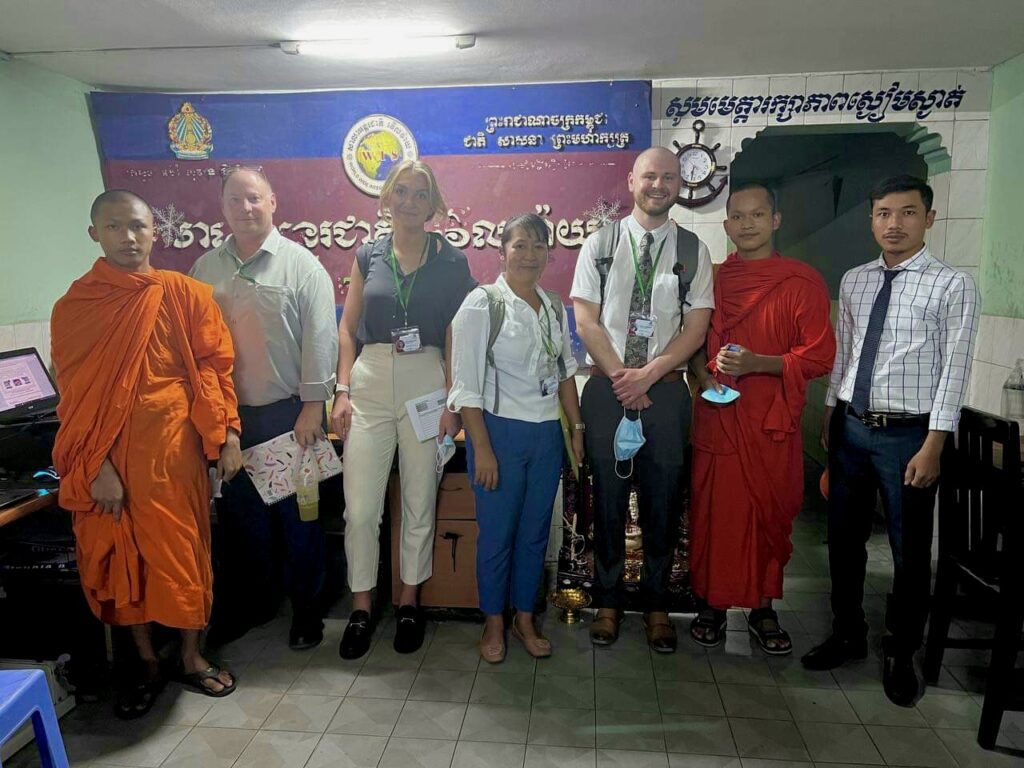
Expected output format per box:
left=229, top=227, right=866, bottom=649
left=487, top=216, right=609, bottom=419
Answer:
left=0, top=669, right=70, bottom=768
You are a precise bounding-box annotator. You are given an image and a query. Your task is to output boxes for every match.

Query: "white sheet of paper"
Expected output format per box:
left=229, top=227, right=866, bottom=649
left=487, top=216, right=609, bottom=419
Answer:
left=405, top=388, right=448, bottom=443
left=240, top=432, right=343, bottom=505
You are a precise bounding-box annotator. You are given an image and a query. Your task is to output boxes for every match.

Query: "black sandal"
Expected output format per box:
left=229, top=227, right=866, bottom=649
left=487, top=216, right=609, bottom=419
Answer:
left=114, top=675, right=165, bottom=720
left=747, top=607, right=792, bottom=656
left=689, top=608, right=728, bottom=648
left=176, top=664, right=237, bottom=698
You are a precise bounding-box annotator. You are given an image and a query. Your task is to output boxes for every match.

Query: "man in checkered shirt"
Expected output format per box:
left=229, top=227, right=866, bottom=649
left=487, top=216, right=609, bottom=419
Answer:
left=802, top=175, right=979, bottom=708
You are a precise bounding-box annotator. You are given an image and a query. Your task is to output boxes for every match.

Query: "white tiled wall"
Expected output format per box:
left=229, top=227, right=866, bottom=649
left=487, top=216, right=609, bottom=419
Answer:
left=0, top=321, right=52, bottom=369
left=968, top=315, right=1024, bottom=415
left=653, top=67, right=992, bottom=273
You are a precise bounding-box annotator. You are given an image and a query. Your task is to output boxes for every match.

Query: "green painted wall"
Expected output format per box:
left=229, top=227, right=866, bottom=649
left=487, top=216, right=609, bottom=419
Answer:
left=982, top=52, right=1024, bottom=319
left=0, top=61, right=103, bottom=325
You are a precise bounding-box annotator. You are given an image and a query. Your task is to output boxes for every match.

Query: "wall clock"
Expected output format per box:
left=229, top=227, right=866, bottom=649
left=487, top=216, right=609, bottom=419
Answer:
left=672, top=119, right=728, bottom=208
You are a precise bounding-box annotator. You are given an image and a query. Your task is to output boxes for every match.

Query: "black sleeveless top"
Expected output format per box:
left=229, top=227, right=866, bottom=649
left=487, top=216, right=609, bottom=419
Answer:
left=355, top=233, right=477, bottom=348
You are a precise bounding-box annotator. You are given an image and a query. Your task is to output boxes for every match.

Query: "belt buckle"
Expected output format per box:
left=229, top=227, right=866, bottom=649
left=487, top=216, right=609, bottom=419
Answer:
left=860, top=410, right=883, bottom=428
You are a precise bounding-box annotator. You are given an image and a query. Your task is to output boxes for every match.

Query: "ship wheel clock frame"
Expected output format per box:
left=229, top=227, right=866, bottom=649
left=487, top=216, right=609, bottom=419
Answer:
left=672, top=119, right=728, bottom=208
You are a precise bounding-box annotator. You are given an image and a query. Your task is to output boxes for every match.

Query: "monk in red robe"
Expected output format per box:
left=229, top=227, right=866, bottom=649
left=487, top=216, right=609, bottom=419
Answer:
left=688, top=184, right=835, bottom=655
left=51, top=190, right=243, bottom=717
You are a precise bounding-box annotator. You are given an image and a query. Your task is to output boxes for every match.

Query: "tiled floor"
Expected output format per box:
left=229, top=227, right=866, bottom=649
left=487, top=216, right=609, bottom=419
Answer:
left=10, top=503, right=1024, bottom=767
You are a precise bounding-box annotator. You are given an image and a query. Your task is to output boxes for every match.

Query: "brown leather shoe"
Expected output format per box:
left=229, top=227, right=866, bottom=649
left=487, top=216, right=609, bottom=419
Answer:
left=643, top=611, right=677, bottom=654
left=590, top=608, right=620, bottom=647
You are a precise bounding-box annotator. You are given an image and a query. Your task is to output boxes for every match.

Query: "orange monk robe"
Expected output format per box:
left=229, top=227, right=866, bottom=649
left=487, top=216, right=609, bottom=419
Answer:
left=690, top=253, right=835, bottom=609
left=51, top=258, right=240, bottom=629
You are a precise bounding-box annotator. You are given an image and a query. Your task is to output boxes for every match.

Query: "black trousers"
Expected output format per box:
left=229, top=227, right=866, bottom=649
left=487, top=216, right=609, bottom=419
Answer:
left=210, top=397, right=326, bottom=638
left=827, top=405, right=937, bottom=655
left=581, top=376, right=691, bottom=612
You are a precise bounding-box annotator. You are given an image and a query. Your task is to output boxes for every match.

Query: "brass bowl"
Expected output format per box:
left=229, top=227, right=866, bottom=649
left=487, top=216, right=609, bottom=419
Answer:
left=548, top=588, right=592, bottom=624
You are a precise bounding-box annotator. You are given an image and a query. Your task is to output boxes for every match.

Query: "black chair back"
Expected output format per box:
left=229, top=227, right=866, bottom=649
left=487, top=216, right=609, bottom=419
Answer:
left=938, top=407, right=1021, bottom=591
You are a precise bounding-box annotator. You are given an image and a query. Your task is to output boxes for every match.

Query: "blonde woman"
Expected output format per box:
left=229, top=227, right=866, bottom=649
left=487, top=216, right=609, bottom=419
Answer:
left=331, top=161, right=475, bottom=659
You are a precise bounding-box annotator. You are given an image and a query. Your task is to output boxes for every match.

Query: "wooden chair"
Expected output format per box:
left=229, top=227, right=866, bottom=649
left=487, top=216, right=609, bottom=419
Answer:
left=923, top=407, right=1022, bottom=749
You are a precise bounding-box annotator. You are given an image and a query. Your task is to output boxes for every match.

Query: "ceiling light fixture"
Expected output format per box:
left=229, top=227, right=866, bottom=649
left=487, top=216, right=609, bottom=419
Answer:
left=279, top=35, right=475, bottom=59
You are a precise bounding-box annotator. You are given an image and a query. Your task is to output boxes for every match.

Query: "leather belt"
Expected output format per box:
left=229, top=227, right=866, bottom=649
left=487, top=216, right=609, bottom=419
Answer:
left=844, top=403, right=929, bottom=428
left=589, top=367, right=685, bottom=384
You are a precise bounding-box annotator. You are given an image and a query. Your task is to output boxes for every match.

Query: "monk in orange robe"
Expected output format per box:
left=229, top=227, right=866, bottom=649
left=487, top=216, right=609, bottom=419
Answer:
left=51, top=190, right=243, bottom=717
left=688, top=184, right=835, bottom=655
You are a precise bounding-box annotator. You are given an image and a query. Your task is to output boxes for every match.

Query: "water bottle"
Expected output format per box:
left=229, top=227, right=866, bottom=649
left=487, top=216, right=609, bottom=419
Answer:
left=1002, top=358, right=1024, bottom=427
left=294, top=446, right=320, bottom=522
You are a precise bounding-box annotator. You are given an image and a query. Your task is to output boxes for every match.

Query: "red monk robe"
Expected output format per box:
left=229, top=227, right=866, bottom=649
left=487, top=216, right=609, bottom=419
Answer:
left=51, top=258, right=240, bottom=629
left=690, top=252, right=835, bottom=608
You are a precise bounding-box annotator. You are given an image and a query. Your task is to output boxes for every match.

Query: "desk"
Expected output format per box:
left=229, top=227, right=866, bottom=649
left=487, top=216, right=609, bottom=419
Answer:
left=0, top=490, right=57, bottom=529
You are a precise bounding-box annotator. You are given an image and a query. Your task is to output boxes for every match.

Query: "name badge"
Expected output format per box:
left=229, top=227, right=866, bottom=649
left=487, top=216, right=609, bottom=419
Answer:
left=391, top=326, right=423, bottom=354
left=540, top=373, right=559, bottom=397
left=629, top=313, right=656, bottom=339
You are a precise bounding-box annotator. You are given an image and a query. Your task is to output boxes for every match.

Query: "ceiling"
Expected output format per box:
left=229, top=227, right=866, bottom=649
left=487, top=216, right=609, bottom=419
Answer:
left=2, top=0, right=1023, bottom=92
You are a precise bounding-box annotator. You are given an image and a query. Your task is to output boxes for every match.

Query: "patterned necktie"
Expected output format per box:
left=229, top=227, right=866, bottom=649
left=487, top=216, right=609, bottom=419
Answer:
left=850, top=269, right=901, bottom=415
left=623, top=232, right=654, bottom=369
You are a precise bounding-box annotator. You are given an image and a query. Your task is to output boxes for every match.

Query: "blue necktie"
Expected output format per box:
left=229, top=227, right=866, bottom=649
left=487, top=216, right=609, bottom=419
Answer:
left=851, top=270, right=901, bottom=415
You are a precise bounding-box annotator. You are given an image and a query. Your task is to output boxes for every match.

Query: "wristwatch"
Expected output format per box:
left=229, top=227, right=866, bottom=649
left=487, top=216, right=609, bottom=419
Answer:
left=335, top=383, right=351, bottom=394
left=573, top=423, right=586, bottom=431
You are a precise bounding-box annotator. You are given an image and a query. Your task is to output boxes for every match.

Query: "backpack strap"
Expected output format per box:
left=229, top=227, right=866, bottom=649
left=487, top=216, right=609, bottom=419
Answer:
left=543, top=290, right=568, bottom=381
left=673, top=225, right=699, bottom=312
left=480, top=285, right=506, bottom=415
left=591, top=222, right=621, bottom=311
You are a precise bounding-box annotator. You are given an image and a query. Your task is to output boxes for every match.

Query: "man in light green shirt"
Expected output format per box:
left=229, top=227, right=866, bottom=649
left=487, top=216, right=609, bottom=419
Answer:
left=190, top=167, right=338, bottom=651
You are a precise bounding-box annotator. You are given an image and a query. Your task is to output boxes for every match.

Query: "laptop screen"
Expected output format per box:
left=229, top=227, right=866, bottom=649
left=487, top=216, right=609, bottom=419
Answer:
left=0, top=348, right=59, bottom=421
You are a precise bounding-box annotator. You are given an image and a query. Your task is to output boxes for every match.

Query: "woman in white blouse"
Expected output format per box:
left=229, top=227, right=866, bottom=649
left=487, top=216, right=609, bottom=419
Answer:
left=448, top=213, right=585, bottom=663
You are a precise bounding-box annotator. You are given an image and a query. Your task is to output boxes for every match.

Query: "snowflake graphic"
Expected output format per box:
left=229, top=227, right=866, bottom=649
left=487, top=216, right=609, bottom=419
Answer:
left=152, top=203, right=185, bottom=248
left=583, top=197, right=623, bottom=228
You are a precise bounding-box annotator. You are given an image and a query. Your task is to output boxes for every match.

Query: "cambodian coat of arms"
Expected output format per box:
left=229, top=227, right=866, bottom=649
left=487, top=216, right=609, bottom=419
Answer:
left=168, top=102, right=213, bottom=160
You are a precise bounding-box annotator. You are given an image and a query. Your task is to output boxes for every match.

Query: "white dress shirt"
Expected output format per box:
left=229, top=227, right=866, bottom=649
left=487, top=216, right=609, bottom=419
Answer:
left=825, top=246, right=979, bottom=432
left=569, top=215, right=714, bottom=367
left=447, top=275, right=579, bottom=423
left=190, top=228, right=339, bottom=407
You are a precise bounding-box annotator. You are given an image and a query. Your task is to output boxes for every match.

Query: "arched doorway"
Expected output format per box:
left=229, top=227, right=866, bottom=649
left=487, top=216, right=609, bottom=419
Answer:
left=729, top=124, right=950, bottom=295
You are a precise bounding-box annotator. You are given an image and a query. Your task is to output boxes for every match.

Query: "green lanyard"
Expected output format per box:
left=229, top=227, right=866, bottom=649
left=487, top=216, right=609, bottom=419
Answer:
left=389, top=237, right=429, bottom=325
left=628, top=230, right=667, bottom=305
left=539, top=302, right=559, bottom=362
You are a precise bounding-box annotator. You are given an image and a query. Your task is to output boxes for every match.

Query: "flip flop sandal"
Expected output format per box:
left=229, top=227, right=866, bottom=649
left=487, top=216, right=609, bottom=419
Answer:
left=689, top=609, right=728, bottom=648
left=114, top=675, right=165, bottom=720
left=747, top=608, right=793, bottom=656
left=177, top=664, right=237, bottom=698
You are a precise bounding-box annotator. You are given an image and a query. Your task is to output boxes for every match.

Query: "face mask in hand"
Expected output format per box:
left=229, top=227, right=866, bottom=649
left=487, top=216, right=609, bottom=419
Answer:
left=613, top=408, right=645, bottom=479
left=436, top=433, right=456, bottom=479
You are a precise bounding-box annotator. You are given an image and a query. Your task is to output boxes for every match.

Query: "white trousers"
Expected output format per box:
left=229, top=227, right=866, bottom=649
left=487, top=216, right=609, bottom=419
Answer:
left=343, top=343, right=444, bottom=593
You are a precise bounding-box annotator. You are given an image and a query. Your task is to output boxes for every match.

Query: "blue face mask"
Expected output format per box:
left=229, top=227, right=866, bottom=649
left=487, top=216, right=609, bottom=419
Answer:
left=436, top=433, right=456, bottom=479
left=613, top=408, right=645, bottom=478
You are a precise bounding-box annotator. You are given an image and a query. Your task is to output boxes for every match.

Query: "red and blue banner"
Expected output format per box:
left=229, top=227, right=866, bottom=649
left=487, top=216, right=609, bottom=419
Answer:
left=88, top=81, right=651, bottom=312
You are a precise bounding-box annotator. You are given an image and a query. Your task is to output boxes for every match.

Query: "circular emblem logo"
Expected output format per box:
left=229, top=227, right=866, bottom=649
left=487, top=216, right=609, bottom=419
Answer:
left=342, top=114, right=418, bottom=196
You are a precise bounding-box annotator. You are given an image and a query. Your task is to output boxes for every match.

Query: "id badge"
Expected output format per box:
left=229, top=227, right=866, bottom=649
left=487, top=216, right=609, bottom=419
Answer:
left=391, top=326, right=423, bottom=354
left=539, top=372, right=559, bottom=397
left=629, top=313, right=656, bottom=338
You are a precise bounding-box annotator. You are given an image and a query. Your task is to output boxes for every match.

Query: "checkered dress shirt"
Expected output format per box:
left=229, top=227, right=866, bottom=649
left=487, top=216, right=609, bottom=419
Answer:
left=825, top=246, right=979, bottom=432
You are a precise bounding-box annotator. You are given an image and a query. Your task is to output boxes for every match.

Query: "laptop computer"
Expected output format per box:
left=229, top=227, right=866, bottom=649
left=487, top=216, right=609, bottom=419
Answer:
left=0, top=347, right=59, bottom=425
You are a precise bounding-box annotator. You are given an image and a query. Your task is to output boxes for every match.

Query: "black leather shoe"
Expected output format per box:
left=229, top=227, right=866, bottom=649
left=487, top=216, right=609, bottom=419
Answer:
left=288, top=619, right=323, bottom=651
left=882, top=638, right=920, bottom=707
left=393, top=605, right=426, bottom=654
left=339, top=610, right=374, bottom=660
left=801, top=634, right=868, bottom=671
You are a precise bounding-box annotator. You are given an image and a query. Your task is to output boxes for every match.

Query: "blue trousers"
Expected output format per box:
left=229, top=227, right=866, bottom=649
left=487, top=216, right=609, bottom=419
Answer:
left=466, top=413, right=563, bottom=615
left=211, top=397, right=326, bottom=636
left=828, top=406, right=937, bottom=654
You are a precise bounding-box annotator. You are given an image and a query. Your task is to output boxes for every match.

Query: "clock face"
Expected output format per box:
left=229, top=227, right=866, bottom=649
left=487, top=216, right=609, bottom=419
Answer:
left=679, top=146, right=715, bottom=186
